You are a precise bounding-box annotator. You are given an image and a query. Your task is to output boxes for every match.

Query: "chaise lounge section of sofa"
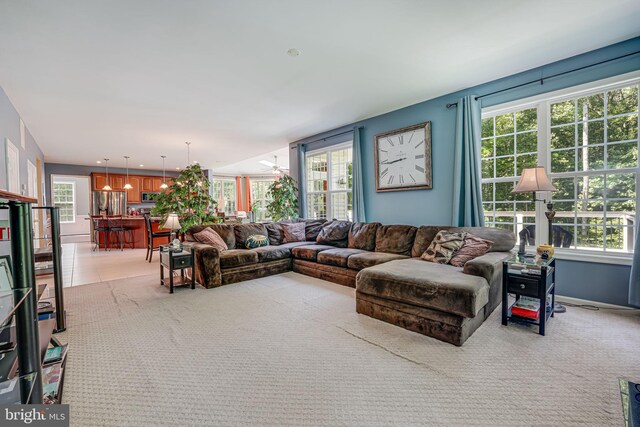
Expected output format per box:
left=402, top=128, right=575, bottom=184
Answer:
left=185, top=220, right=515, bottom=345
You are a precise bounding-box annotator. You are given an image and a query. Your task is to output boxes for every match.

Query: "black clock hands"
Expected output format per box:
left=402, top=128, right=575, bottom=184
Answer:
left=381, top=157, right=406, bottom=165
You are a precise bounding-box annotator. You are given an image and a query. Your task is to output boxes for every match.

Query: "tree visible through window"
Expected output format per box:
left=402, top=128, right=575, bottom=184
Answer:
left=482, top=79, right=638, bottom=253
left=212, top=178, right=237, bottom=215
left=250, top=179, right=274, bottom=222
left=53, top=182, right=75, bottom=223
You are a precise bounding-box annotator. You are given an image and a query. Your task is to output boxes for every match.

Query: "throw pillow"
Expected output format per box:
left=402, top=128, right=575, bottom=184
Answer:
left=193, top=228, right=228, bottom=252
left=282, top=222, right=305, bottom=243
left=245, top=234, right=269, bottom=249
left=421, top=230, right=466, bottom=264
left=449, top=233, right=494, bottom=267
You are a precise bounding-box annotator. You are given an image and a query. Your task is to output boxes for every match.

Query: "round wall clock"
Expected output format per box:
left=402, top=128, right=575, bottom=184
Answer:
left=374, top=121, right=432, bottom=192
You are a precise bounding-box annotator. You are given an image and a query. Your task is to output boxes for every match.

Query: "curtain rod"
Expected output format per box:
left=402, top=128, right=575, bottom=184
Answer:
left=291, top=129, right=354, bottom=148
left=446, top=49, right=640, bottom=109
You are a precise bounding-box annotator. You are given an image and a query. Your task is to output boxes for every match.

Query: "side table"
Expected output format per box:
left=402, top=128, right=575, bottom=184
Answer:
left=501, top=255, right=556, bottom=335
left=159, top=244, right=196, bottom=293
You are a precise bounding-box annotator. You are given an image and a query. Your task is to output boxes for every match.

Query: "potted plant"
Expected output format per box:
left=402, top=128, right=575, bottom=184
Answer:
left=265, top=175, right=299, bottom=221
left=151, top=164, right=217, bottom=231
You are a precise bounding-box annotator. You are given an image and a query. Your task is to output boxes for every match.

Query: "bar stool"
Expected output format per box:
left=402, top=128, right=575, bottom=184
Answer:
left=90, top=215, right=109, bottom=251
left=144, top=214, right=171, bottom=262
left=106, top=215, right=134, bottom=250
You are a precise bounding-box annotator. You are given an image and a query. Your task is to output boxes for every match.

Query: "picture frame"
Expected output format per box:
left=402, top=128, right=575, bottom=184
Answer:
left=374, top=121, right=432, bottom=192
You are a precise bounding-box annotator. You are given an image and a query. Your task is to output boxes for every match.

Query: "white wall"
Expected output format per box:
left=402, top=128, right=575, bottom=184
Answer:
left=50, top=175, right=91, bottom=242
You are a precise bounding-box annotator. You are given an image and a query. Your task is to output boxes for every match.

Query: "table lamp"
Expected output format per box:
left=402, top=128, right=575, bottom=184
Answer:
left=512, top=166, right=557, bottom=254
left=163, top=213, right=181, bottom=246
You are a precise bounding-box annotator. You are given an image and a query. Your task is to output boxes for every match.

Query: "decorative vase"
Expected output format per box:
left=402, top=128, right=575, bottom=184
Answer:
left=536, top=244, right=554, bottom=259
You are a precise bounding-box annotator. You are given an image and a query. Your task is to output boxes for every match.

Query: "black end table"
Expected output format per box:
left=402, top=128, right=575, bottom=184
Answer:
left=502, top=255, right=556, bottom=335
left=159, top=244, right=196, bottom=293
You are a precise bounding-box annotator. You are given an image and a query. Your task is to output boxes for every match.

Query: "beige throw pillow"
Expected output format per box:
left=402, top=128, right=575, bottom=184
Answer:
left=193, top=227, right=228, bottom=251
left=421, top=230, right=466, bottom=264
left=449, top=233, right=494, bottom=267
left=282, top=222, right=305, bottom=243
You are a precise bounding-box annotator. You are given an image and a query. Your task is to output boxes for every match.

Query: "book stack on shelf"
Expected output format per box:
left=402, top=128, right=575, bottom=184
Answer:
left=511, top=296, right=552, bottom=321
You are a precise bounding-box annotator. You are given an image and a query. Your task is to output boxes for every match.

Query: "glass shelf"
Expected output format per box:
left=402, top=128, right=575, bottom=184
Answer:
left=0, top=372, right=38, bottom=404
left=0, top=288, right=32, bottom=331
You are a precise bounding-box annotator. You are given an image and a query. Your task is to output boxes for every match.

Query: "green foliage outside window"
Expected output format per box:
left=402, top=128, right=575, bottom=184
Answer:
left=266, top=175, right=299, bottom=221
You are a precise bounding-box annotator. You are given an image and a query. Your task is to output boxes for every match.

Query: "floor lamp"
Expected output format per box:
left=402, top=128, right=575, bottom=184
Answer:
left=512, top=166, right=566, bottom=313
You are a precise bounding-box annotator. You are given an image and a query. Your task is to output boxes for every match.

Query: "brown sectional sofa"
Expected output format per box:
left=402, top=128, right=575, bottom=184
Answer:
left=185, top=220, right=515, bottom=346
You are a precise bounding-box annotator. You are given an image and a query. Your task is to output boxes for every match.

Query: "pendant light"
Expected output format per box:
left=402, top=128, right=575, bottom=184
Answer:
left=185, top=141, right=191, bottom=165
left=102, top=158, right=112, bottom=191
left=160, top=155, right=168, bottom=189
left=123, top=156, right=133, bottom=190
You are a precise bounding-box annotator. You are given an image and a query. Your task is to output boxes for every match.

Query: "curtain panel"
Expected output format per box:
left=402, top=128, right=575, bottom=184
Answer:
left=297, top=144, right=307, bottom=219
left=352, top=126, right=366, bottom=223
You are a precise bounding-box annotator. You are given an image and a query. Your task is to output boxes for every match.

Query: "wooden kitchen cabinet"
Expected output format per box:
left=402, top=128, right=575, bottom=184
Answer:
left=127, top=176, right=141, bottom=203
left=142, top=177, right=154, bottom=191
left=152, top=177, right=164, bottom=192
left=93, top=173, right=107, bottom=190
left=109, top=175, right=125, bottom=191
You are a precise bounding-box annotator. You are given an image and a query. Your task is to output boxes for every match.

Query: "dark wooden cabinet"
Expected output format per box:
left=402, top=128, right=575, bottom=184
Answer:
left=127, top=176, right=141, bottom=203
left=109, top=175, right=125, bottom=191
left=152, top=177, right=163, bottom=192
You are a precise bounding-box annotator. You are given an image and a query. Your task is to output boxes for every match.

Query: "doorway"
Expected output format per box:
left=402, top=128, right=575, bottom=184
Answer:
left=50, top=175, right=91, bottom=243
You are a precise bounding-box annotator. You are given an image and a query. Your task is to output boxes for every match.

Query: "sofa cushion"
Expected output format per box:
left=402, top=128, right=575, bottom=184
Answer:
left=265, top=221, right=292, bottom=246
left=449, top=233, right=494, bottom=267
left=251, top=245, right=291, bottom=262
left=219, top=249, right=259, bottom=268
left=234, top=223, right=268, bottom=249
left=298, top=219, right=327, bottom=241
left=193, top=228, right=228, bottom=252
left=278, top=241, right=314, bottom=250
left=316, top=220, right=352, bottom=248
left=448, top=227, right=515, bottom=252
left=348, top=222, right=380, bottom=251
left=421, top=230, right=467, bottom=264
left=347, top=252, right=409, bottom=270
left=282, top=222, right=306, bottom=243
left=186, top=223, right=235, bottom=248
left=317, top=248, right=367, bottom=268
left=291, top=244, right=336, bottom=261
left=375, top=224, right=417, bottom=256
left=356, top=259, right=490, bottom=318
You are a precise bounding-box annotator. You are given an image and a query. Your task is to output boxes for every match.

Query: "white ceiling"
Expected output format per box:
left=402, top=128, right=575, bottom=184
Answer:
left=214, top=146, right=289, bottom=176
left=0, top=1, right=639, bottom=171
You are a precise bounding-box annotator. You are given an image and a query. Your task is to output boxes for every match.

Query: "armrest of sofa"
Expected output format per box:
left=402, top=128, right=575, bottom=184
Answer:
left=190, top=243, right=222, bottom=288
left=462, top=252, right=511, bottom=288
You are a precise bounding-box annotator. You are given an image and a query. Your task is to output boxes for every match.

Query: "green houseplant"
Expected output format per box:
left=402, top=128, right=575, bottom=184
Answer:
left=151, top=164, right=217, bottom=231
left=265, top=175, right=299, bottom=221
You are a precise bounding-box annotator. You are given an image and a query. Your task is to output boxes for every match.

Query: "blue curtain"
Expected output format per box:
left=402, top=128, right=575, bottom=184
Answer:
left=629, top=223, right=640, bottom=307
left=352, top=126, right=366, bottom=223
left=297, top=143, right=307, bottom=219
left=452, top=95, right=484, bottom=227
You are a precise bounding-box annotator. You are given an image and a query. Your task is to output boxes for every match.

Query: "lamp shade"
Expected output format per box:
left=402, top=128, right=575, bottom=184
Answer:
left=512, top=167, right=556, bottom=193
left=163, top=213, right=181, bottom=230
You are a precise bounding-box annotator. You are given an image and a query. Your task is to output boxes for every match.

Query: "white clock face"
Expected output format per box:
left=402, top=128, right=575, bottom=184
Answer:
left=376, top=127, right=430, bottom=190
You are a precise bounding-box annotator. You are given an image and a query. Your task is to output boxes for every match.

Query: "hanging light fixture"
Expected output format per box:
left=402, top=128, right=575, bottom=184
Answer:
left=103, top=158, right=112, bottom=191
left=185, top=141, right=191, bottom=165
left=160, top=155, right=168, bottom=189
left=123, top=156, right=133, bottom=190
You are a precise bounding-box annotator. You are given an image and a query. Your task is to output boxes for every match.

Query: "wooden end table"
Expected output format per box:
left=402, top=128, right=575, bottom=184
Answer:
left=159, top=244, right=196, bottom=293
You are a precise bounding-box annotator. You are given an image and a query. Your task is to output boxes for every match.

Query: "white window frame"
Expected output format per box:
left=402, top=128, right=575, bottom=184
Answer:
left=250, top=177, right=275, bottom=222
left=52, top=181, right=76, bottom=224
left=306, top=142, right=353, bottom=221
left=212, top=176, right=237, bottom=215
left=482, top=70, right=640, bottom=265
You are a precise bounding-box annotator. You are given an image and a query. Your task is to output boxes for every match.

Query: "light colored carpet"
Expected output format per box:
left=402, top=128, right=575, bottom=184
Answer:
left=56, top=272, right=640, bottom=426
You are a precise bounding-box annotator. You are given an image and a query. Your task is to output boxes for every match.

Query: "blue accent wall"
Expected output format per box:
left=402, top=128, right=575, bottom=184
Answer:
left=290, top=36, right=640, bottom=307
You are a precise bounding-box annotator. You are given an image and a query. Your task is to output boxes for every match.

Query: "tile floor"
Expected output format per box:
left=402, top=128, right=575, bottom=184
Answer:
left=55, top=242, right=158, bottom=287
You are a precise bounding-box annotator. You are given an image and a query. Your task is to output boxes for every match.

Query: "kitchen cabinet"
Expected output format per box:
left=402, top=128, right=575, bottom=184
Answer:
left=142, top=177, right=154, bottom=191
left=110, top=175, right=125, bottom=191
left=153, top=177, right=164, bottom=192
left=93, top=173, right=108, bottom=190
left=127, top=176, right=141, bottom=203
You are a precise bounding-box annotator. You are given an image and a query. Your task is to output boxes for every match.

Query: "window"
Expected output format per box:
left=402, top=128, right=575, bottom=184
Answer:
left=52, top=182, right=76, bottom=223
left=250, top=179, right=275, bottom=222
left=212, top=178, right=237, bottom=215
left=306, top=144, right=353, bottom=220
left=482, top=77, right=639, bottom=255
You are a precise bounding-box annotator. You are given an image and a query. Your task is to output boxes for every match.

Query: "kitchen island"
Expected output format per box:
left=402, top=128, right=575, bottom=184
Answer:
left=92, top=216, right=170, bottom=250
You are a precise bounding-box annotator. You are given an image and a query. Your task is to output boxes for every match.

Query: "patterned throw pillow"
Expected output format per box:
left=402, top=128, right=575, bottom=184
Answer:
left=282, top=222, right=305, bottom=243
left=421, top=230, right=467, bottom=264
left=245, top=234, right=269, bottom=249
left=449, top=233, right=494, bottom=267
left=193, top=228, right=228, bottom=252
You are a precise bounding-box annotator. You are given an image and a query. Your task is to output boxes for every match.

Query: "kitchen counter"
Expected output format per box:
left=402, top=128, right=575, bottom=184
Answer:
left=90, top=216, right=170, bottom=250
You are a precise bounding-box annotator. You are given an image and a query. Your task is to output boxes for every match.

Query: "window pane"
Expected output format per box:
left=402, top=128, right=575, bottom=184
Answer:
left=577, top=145, right=604, bottom=171
left=575, top=226, right=604, bottom=249
left=577, top=120, right=604, bottom=145
left=577, top=93, right=605, bottom=120
left=495, top=113, right=514, bottom=135
left=607, top=114, right=638, bottom=142
left=516, top=154, right=537, bottom=175
left=515, top=108, right=537, bottom=131
left=553, top=177, right=575, bottom=200
left=482, top=183, right=493, bottom=201
left=495, top=181, right=515, bottom=202
left=481, top=118, right=494, bottom=138
left=481, top=159, right=494, bottom=179
left=606, top=173, right=636, bottom=199
left=307, top=193, right=327, bottom=220
left=516, top=132, right=536, bottom=154
left=330, top=148, right=352, bottom=191
left=551, top=100, right=575, bottom=126
left=607, top=142, right=638, bottom=169
left=495, top=135, right=514, bottom=156
left=481, top=138, right=494, bottom=158
left=551, top=125, right=575, bottom=149
left=331, top=192, right=352, bottom=221
left=495, top=157, right=514, bottom=178
left=607, top=86, right=639, bottom=115
left=577, top=176, right=604, bottom=200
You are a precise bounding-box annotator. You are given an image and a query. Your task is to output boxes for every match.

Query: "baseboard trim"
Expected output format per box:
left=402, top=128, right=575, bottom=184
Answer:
left=555, top=295, right=638, bottom=311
